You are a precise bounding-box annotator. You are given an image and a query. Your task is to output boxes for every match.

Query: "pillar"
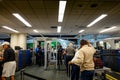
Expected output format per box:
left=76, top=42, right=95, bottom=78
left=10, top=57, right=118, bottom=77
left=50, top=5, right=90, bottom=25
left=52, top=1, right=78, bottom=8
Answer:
left=10, top=34, right=18, bottom=49
left=18, top=34, right=27, bottom=50
left=10, top=33, right=27, bottom=50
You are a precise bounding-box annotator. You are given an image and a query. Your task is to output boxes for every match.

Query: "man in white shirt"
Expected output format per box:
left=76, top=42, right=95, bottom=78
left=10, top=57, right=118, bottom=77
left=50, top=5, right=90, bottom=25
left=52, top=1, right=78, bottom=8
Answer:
left=69, top=39, right=96, bottom=80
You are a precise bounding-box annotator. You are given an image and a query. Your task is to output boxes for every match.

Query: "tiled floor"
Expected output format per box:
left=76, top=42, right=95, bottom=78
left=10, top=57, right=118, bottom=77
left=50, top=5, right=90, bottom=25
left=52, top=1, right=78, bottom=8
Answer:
left=7, top=64, right=120, bottom=80
left=15, top=64, right=69, bottom=80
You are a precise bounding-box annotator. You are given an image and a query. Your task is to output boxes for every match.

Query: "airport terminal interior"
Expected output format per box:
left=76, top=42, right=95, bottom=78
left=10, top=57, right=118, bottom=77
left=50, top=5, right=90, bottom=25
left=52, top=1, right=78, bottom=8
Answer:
left=0, top=0, right=120, bottom=80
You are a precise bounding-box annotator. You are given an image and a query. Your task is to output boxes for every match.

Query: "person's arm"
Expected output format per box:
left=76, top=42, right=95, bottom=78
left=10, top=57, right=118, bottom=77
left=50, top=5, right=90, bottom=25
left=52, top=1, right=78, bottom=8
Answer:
left=69, top=50, right=84, bottom=65
left=0, top=57, right=4, bottom=60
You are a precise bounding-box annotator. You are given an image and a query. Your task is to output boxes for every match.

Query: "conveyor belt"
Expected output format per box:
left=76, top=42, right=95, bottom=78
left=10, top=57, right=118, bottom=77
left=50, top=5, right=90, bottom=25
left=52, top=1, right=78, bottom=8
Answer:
left=93, top=68, right=120, bottom=80
left=106, top=71, right=120, bottom=80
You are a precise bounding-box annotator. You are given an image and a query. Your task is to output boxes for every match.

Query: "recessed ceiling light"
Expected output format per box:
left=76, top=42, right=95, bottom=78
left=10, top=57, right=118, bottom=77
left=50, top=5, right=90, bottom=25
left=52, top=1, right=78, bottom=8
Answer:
left=2, top=26, right=19, bottom=33
left=58, top=1, right=67, bottom=22
left=12, top=13, right=32, bottom=27
left=79, top=29, right=85, bottom=33
left=33, top=29, right=39, bottom=33
left=99, top=26, right=117, bottom=33
left=87, top=14, right=107, bottom=27
left=57, top=26, right=61, bottom=33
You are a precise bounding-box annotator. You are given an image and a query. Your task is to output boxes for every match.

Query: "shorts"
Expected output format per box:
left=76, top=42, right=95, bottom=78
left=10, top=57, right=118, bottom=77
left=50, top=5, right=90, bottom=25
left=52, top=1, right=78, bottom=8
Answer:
left=2, top=61, right=16, bottom=77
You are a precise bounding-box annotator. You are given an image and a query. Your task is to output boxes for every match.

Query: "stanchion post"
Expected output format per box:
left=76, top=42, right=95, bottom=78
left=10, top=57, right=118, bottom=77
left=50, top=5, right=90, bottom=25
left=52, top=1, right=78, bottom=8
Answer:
left=21, top=69, right=25, bottom=80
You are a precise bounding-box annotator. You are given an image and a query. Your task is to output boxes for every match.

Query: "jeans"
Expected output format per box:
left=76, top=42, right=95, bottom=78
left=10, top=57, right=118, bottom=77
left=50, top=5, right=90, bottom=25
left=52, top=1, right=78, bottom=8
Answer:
left=81, top=70, right=94, bottom=80
left=71, top=64, right=80, bottom=80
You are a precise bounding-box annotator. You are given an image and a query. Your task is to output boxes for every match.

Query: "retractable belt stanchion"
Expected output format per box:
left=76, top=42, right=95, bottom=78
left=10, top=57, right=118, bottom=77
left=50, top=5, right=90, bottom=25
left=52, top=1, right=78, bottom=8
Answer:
left=20, top=69, right=24, bottom=80
left=20, top=69, right=46, bottom=80
left=68, top=64, right=72, bottom=80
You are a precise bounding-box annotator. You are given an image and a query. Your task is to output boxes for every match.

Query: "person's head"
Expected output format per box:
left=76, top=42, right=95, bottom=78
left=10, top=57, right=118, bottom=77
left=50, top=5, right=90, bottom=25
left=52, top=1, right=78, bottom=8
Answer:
left=80, top=39, right=89, bottom=48
left=37, top=45, right=40, bottom=48
left=39, top=46, right=41, bottom=49
left=2, top=42, right=10, bottom=49
left=59, top=45, right=62, bottom=48
left=68, top=43, right=73, bottom=48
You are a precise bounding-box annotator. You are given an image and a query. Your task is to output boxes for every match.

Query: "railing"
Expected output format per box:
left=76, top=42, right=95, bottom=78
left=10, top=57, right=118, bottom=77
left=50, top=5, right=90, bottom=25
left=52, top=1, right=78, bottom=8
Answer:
left=21, top=69, right=46, bottom=80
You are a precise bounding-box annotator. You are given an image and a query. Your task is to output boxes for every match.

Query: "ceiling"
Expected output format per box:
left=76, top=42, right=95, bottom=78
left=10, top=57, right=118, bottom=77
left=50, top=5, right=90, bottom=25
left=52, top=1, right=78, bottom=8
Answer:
left=0, top=0, right=120, bottom=39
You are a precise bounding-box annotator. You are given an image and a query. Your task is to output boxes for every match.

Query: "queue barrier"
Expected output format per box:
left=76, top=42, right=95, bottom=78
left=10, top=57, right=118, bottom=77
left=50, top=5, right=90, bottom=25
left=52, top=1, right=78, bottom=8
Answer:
left=21, top=69, right=46, bottom=80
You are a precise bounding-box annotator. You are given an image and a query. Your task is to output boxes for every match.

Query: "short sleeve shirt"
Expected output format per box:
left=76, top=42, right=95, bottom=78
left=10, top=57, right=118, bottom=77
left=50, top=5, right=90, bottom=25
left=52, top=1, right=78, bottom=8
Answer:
left=3, top=48, right=15, bottom=63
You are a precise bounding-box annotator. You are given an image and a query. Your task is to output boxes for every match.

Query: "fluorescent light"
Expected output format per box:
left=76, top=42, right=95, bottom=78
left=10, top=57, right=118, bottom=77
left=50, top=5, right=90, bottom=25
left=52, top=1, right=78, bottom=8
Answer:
left=33, top=29, right=39, bottom=33
left=12, top=13, right=32, bottom=27
left=100, top=26, right=117, bottom=33
left=57, top=26, right=61, bottom=33
left=2, top=26, right=19, bottom=33
left=58, top=1, right=67, bottom=22
left=79, top=29, right=85, bottom=33
left=87, top=14, right=107, bottom=27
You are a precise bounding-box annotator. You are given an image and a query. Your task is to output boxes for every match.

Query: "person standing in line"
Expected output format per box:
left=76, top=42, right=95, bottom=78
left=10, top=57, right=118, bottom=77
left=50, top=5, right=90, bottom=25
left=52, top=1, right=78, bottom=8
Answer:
left=41, top=47, right=44, bottom=66
left=68, top=51, right=80, bottom=80
left=65, top=43, right=75, bottom=76
left=0, top=49, right=3, bottom=80
left=38, top=46, right=42, bottom=66
left=63, top=48, right=66, bottom=65
left=35, top=45, right=40, bottom=65
left=57, top=45, right=63, bottom=69
left=53, top=47, right=57, bottom=60
left=30, top=48, right=36, bottom=65
left=69, top=39, right=96, bottom=80
left=1, top=42, right=16, bottom=80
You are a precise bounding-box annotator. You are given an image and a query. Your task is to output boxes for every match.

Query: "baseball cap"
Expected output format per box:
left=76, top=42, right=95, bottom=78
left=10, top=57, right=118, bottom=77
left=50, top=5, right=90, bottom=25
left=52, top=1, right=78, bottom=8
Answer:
left=1, top=42, right=10, bottom=46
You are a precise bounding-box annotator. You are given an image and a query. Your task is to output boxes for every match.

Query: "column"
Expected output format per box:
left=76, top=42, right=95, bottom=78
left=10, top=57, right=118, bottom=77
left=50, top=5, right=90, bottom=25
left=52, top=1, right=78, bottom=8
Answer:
left=10, top=34, right=18, bottom=50
left=10, top=33, right=27, bottom=50
left=18, top=33, right=27, bottom=50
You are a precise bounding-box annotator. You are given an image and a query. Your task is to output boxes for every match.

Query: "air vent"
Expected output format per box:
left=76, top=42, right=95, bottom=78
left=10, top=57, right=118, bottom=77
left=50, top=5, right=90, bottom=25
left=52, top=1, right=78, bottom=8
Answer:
left=75, top=25, right=86, bottom=28
left=79, top=26, right=86, bottom=28
left=51, top=26, right=57, bottom=29
left=105, top=27, right=110, bottom=28
left=78, top=4, right=82, bottom=8
left=90, top=3, right=98, bottom=8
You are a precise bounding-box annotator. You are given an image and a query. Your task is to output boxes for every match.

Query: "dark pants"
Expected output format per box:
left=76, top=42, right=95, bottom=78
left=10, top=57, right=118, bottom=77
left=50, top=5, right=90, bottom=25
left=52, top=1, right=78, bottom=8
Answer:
left=36, top=54, right=39, bottom=64
left=81, top=70, right=94, bottom=80
left=66, top=55, right=74, bottom=76
left=71, top=64, right=80, bottom=80
left=57, top=53, right=62, bottom=70
left=63, top=54, right=66, bottom=65
left=38, top=55, right=42, bottom=66
left=41, top=54, right=44, bottom=66
left=0, top=62, right=3, bottom=76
